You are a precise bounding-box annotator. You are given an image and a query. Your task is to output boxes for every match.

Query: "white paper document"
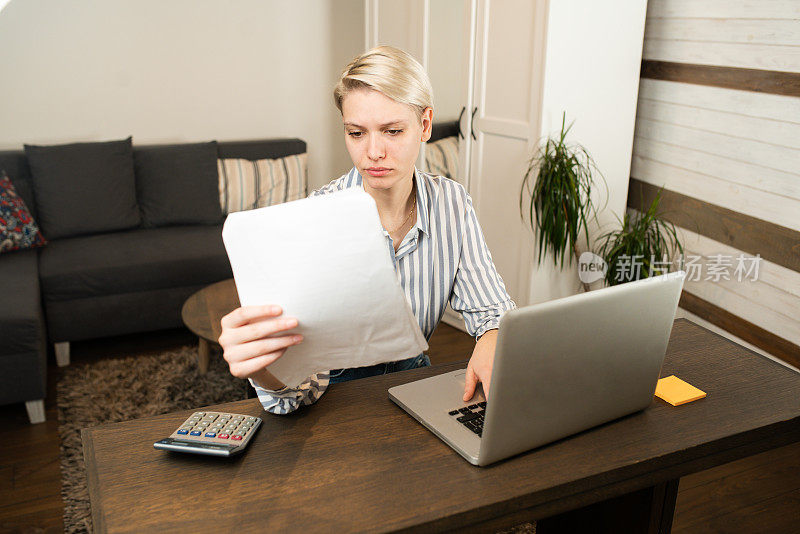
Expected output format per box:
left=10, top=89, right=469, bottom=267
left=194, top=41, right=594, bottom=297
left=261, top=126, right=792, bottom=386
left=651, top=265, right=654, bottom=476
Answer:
left=221, top=188, right=428, bottom=387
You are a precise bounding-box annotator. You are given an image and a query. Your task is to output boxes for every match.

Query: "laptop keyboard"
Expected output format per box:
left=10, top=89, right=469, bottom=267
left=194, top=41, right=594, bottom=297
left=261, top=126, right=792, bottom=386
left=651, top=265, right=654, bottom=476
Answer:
left=448, top=402, right=486, bottom=437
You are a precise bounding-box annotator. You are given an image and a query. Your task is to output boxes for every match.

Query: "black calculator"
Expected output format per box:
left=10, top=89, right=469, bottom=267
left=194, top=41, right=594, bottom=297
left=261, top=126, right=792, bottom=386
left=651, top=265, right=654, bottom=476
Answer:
left=153, top=411, right=262, bottom=457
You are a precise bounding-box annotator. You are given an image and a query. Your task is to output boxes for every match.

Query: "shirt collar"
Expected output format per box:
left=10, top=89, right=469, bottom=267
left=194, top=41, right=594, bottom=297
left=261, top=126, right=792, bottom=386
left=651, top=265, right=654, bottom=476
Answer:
left=350, top=167, right=430, bottom=237
left=412, top=167, right=430, bottom=237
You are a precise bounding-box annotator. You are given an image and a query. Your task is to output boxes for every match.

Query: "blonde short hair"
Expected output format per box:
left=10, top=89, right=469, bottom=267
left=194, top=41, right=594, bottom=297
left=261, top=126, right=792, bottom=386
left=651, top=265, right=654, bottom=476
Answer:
left=333, top=45, right=434, bottom=123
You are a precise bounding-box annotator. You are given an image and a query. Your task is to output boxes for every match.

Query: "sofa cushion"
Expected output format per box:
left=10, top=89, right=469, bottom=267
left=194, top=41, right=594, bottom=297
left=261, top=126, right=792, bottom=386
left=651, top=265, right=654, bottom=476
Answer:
left=0, top=249, right=45, bottom=356
left=424, top=135, right=459, bottom=180
left=218, top=152, right=308, bottom=214
left=24, top=137, right=140, bottom=239
left=38, top=225, right=232, bottom=302
left=0, top=150, right=37, bottom=218
left=134, top=141, right=222, bottom=227
left=0, top=171, right=47, bottom=254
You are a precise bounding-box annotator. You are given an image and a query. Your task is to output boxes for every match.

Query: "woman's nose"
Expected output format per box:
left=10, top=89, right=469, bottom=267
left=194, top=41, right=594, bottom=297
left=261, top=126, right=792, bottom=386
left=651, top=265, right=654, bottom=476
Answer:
left=367, top=134, right=385, bottom=160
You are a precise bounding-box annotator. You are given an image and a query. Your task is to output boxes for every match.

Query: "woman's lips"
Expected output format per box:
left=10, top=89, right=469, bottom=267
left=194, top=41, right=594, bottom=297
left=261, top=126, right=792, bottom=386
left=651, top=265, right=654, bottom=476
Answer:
left=365, top=167, right=391, bottom=177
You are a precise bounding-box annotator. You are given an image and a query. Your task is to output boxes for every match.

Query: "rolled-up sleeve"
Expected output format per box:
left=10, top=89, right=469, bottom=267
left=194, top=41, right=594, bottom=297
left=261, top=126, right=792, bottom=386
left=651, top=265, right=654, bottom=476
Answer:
left=249, top=372, right=330, bottom=415
left=449, top=193, right=517, bottom=339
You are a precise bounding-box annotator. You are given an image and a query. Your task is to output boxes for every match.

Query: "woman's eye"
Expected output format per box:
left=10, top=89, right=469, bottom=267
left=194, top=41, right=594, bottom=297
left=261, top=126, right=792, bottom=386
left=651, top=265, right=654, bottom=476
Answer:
left=387, top=129, right=403, bottom=136
left=348, top=131, right=363, bottom=138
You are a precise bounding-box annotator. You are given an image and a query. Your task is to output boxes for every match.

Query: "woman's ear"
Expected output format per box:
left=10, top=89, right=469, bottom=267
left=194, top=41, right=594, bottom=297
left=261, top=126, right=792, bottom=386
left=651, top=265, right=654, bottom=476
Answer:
left=420, top=107, right=434, bottom=142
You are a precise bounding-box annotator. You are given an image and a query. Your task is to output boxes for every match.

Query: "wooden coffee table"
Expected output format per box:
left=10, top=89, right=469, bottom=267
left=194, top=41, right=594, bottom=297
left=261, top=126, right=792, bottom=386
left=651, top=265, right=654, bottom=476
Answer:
left=181, top=278, right=240, bottom=373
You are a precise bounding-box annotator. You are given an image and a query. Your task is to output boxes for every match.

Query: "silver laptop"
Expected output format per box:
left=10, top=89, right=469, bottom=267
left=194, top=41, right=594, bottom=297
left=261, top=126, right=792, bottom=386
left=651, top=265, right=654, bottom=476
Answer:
left=389, top=271, right=686, bottom=466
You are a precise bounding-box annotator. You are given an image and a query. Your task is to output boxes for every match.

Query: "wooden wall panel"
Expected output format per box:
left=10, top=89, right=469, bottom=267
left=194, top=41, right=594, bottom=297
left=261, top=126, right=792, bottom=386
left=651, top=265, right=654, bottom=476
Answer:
left=634, top=1, right=800, bottom=365
left=643, top=39, right=800, bottom=73
left=641, top=61, right=800, bottom=97
left=628, top=180, right=800, bottom=274
left=684, top=279, right=800, bottom=347
left=677, top=308, right=800, bottom=372
left=634, top=119, right=799, bottom=176
left=678, top=227, right=800, bottom=301
left=679, top=292, right=800, bottom=369
left=631, top=156, right=800, bottom=232
left=644, top=18, right=799, bottom=46
left=632, top=136, right=800, bottom=200
left=638, top=78, right=800, bottom=122
left=636, top=98, right=800, bottom=150
left=646, top=0, right=800, bottom=22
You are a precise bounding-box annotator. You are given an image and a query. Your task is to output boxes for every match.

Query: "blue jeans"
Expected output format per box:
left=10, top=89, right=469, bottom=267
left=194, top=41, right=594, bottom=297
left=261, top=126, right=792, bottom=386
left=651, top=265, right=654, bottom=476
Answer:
left=328, top=353, right=431, bottom=384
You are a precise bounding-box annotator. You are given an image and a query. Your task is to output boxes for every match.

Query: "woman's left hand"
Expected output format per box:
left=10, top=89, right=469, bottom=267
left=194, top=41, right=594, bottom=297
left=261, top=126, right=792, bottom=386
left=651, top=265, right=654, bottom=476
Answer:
left=463, top=329, right=499, bottom=401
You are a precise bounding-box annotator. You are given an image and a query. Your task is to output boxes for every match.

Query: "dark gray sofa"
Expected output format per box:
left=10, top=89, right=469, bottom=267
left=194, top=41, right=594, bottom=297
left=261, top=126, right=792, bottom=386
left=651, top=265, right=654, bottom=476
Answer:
left=0, top=138, right=306, bottom=423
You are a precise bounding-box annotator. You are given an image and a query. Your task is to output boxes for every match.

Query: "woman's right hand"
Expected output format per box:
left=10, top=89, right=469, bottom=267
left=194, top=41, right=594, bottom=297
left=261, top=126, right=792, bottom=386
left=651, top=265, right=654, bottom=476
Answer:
left=218, top=305, right=304, bottom=389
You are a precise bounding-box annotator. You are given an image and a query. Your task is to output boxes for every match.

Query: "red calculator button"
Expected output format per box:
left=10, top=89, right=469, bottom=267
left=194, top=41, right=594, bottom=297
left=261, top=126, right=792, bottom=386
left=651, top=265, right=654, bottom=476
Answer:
left=218, top=434, right=229, bottom=439
left=231, top=435, right=243, bottom=440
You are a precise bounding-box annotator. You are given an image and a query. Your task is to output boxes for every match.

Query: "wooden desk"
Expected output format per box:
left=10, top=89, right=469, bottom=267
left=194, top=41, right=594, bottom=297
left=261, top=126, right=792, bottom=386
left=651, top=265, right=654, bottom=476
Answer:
left=82, top=320, right=800, bottom=532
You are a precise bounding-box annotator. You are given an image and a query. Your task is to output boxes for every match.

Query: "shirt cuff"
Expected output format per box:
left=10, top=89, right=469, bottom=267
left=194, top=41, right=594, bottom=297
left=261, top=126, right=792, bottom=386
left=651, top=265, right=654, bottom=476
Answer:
left=249, top=372, right=330, bottom=415
left=472, top=299, right=517, bottom=339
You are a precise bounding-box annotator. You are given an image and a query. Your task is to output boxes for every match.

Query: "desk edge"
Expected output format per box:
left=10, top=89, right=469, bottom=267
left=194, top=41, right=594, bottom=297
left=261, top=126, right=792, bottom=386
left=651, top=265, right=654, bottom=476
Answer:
left=81, top=427, right=106, bottom=534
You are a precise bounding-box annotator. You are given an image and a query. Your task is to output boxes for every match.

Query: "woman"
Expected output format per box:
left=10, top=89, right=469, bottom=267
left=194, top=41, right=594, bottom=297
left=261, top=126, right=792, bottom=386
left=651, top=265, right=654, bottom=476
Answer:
left=219, top=46, right=515, bottom=414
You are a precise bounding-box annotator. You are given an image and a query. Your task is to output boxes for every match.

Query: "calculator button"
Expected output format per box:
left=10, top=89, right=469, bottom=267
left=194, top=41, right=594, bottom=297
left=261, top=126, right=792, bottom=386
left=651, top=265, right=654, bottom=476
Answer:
left=231, top=435, right=243, bottom=440
left=177, top=429, right=189, bottom=435
left=190, top=431, right=202, bottom=436
left=218, top=434, right=229, bottom=439
left=247, top=416, right=256, bottom=421
left=204, top=432, right=216, bottom=438
left=448, top=410, right=459, bottom=416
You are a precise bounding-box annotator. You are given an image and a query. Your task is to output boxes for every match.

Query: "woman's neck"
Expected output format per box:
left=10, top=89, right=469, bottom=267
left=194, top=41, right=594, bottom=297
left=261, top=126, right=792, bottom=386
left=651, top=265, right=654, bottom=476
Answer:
left=363, top=173, right=416, bottom=223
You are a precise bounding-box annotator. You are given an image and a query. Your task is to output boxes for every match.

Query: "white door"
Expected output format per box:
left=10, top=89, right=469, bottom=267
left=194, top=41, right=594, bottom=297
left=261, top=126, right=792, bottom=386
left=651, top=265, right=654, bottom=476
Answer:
left=467, top=0, right=549, bottom=306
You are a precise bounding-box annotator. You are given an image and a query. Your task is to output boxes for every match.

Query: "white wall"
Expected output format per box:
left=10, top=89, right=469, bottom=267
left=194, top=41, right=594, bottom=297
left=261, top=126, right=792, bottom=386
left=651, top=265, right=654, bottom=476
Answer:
left=527, top=0, right=648, bottom=304
left=0, top=0, right=364, bottom=191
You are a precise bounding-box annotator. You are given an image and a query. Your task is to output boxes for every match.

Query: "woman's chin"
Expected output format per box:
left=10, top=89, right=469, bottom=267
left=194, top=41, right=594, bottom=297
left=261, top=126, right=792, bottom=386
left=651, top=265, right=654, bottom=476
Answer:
left=362, top=174, right=397, bottom=190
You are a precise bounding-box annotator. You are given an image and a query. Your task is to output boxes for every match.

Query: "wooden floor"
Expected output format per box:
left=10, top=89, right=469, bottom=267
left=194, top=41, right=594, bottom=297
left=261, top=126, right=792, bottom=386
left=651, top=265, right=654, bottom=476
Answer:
left=1, top=323, right=798, bottom=533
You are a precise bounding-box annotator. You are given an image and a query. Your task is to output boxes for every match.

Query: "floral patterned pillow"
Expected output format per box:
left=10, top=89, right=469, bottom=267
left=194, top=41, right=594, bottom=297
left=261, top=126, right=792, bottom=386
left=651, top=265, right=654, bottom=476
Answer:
left=0, top=170, right=47, bottom=254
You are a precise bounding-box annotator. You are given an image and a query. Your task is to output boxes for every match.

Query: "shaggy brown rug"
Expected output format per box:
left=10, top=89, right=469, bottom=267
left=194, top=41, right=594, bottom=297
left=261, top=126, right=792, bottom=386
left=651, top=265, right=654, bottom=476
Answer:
left=57, top=346, right=245, bottom=533
left=57, top=347, right=535, bottom=533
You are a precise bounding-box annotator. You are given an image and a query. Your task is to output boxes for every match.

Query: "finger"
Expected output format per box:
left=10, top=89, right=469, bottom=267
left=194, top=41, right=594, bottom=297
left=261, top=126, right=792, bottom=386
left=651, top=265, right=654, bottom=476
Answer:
left=220, top=316, right=299, bottom=347
left=223, top=334, right=303, bottom=365
left=463, top=365, right=477, bottom=402
left=221, top=305, right=282, bottom=329
left=228, top=350, right=289, bottom=379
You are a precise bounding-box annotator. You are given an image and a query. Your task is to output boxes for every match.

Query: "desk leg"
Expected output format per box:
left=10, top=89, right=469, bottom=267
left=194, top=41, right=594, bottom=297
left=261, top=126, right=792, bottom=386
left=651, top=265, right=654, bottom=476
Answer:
left=198, top=338, right=210, bottom=374
left=537, top=478, right=679, bottom=534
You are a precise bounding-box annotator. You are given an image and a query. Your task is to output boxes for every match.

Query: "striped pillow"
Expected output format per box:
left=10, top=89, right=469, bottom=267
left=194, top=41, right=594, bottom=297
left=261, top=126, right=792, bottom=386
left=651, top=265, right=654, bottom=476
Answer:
left=217, top=153, right=308, bottom=214
left=424, top=136, right=459, bottom=180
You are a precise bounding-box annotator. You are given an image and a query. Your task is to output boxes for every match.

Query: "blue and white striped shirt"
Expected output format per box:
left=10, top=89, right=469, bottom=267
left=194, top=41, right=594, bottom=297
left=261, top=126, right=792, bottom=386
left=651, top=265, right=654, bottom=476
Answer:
left=252, top=167, right=516, bottom=414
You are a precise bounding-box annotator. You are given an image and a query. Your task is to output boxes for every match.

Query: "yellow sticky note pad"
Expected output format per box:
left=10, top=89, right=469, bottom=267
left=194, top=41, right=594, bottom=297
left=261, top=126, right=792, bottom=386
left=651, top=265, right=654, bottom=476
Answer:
left=655, top=375, right=707, bottom=406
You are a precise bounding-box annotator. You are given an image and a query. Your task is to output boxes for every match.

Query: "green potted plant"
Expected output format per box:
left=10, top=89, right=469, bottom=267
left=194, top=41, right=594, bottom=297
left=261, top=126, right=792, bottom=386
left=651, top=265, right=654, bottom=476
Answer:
left=595, top=189, right=683, bottom=286
left=519, top=113, right=606, bottom=291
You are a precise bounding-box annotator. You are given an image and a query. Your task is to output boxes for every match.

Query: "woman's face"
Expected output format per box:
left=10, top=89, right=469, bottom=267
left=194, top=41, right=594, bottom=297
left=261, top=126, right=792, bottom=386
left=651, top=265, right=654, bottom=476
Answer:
left=341, top=88, right=432, bottom=193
